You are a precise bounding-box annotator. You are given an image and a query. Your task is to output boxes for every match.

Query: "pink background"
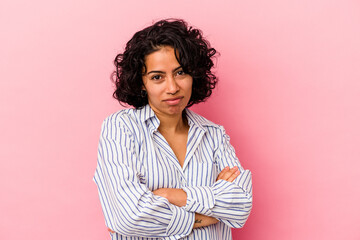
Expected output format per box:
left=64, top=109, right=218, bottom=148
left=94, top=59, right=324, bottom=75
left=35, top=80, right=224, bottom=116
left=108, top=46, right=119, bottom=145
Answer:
left=1, top=0, right=359, bottom=239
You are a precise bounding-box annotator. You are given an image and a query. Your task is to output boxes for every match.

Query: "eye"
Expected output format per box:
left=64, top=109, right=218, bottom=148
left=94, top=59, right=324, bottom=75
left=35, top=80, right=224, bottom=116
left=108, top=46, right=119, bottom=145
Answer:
left=176, top=70, right=185, bottom=76
left=151, top=75, right=162, bottom=80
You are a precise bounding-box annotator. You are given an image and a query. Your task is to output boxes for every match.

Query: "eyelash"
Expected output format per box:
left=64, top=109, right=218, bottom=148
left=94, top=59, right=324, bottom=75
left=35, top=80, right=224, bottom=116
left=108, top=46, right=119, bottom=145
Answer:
left=150, top=70, right=185, bottom=81
left=151, top=75, right=162, bottom=80
left=177, top=70, right=185, bottom=76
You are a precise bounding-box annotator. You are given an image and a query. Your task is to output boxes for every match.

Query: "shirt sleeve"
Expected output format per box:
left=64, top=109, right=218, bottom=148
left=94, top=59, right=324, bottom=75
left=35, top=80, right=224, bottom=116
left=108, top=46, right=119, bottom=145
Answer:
left=93, top=117, right=194, bottom=238
left=182, top=126, right=252, bottom=228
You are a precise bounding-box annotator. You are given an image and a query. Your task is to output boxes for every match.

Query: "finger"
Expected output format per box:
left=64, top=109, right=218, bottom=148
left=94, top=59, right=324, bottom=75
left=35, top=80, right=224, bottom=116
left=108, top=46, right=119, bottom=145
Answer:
left=221, top=166, right=238, bottom=181
left=108, top=228, right=115, bottom=233
left=226, top=170, right=241, bottom=182
left=217, top=166, right=230, bottom=180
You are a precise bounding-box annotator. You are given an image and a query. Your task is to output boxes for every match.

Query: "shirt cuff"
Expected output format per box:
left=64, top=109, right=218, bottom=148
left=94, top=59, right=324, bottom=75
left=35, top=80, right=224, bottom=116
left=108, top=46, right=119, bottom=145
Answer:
left=166, top=205, right=194, bottom=238
left=182, top=186, right=215, bottom=215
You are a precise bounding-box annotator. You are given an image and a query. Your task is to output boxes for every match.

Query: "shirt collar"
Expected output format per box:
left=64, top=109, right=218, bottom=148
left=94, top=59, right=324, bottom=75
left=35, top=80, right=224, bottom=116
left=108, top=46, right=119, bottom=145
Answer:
left=137, top=104, right=160, bottom=134
left=138, top=104, right=156, bottom=123
left=185, top=108, right=218, bottom=132
left=137, top=104, right=217, bottom=133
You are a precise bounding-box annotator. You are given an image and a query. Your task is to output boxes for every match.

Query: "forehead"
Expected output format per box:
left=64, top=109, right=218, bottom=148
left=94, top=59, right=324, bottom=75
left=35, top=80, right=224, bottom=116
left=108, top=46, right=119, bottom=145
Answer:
left=144, top=46, right=180, bottom=71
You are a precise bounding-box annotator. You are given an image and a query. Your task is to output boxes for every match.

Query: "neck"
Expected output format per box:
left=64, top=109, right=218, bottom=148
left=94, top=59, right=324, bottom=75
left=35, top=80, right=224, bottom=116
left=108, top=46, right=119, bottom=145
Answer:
left=155, top=110, right=188, bottom=134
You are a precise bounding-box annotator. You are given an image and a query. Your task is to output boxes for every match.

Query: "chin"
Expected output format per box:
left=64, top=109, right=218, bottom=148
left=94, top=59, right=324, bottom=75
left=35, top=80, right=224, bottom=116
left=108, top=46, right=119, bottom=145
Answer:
left=166, top=105, right=186, bottom=114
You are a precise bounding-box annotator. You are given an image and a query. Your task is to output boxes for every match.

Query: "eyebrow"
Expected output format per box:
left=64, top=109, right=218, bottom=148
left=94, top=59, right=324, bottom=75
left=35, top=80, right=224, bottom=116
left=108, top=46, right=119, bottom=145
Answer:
left=147, top=66, right=182, bottom=75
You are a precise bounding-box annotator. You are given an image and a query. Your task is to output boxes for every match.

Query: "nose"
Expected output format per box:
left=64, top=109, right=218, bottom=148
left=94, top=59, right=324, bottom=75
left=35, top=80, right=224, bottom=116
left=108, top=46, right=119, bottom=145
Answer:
left=166, top=76, right=179, bottom=95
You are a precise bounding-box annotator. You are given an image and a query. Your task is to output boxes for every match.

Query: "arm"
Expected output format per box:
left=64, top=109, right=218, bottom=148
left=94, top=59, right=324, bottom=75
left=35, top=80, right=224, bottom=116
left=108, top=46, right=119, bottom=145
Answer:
left=193, top=213, right=219, bottom=228
left=181, top=126, right=253, bottom=228
left=108, top=213, right=218, bottom=233
left=153, top=166, right=241, bottom=228
left=152, top=166, right=240, bottom=207
left=93, top=118, right=194, bottom=238
left=152, top=188, right=218, bottom=229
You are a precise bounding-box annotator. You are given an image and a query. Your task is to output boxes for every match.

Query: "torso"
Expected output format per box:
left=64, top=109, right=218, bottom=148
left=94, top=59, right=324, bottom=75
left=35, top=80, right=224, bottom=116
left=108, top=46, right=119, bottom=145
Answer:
left=159, top=125, right=189, bottom=168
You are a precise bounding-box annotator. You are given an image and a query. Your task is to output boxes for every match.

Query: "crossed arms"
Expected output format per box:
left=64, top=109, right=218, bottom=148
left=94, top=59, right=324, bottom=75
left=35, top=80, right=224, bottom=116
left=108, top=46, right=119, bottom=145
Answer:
left=152, top=166, right=242, bottom=229
left=94, top=119, right=252, bottom=238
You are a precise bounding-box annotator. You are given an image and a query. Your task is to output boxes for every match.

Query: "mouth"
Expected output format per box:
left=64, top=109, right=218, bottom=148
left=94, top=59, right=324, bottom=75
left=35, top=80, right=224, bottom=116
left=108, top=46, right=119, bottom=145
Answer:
left=163, top=96, right=183, bottom=105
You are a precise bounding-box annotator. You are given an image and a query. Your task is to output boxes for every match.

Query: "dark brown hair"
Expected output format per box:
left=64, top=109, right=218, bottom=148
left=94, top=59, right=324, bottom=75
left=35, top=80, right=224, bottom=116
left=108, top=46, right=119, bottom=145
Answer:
left=113, top=19, right=218, bottom=108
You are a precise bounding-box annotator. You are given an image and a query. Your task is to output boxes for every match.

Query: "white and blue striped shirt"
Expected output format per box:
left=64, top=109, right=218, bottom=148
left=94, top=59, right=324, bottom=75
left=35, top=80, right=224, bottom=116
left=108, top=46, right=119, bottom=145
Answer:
left=94, top=104, right=252, bottom=239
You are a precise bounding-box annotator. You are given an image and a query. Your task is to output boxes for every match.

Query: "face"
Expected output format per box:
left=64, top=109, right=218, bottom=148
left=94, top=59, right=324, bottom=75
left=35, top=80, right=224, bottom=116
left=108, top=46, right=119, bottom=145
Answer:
left=142, top=46, right=193, bottom=118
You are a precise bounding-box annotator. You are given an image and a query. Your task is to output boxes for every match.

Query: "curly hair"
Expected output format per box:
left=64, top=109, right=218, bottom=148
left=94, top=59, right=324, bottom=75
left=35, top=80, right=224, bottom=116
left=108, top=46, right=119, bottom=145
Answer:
left=113, top=19, right=218, bottom=108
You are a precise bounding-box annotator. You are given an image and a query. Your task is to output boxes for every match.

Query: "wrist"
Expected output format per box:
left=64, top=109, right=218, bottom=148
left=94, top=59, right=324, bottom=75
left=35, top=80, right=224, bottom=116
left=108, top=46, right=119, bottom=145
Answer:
left=169, top=189, right=187, bottom=207
left=153, top=188, right=187, bottom=207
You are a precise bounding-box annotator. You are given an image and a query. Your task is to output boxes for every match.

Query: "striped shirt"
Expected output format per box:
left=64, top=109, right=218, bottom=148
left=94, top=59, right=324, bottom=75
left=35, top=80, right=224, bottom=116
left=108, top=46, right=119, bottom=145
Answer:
left=93, top=104, right=252, bottom=239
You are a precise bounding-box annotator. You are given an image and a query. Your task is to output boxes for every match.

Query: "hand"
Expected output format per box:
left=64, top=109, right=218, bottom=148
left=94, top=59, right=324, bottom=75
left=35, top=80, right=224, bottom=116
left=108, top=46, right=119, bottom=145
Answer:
left=107, top=228, right=115, bottom=233
left=216, top=166, right=240, bottom=182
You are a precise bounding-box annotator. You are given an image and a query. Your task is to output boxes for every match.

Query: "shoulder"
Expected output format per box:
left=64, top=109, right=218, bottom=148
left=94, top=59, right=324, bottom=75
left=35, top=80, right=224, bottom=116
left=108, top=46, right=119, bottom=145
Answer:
left=186, top=109, right=229, bottom=150
left=101, top=108, right=142, bottom=138
left=186, top=109, right=225, bottom=133
left=103, top=108, right=137, bottom=125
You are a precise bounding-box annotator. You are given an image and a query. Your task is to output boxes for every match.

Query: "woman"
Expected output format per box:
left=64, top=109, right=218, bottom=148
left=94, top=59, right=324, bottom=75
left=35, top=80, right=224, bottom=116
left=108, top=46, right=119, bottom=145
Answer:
left=94, top=19, right=252, bottom=239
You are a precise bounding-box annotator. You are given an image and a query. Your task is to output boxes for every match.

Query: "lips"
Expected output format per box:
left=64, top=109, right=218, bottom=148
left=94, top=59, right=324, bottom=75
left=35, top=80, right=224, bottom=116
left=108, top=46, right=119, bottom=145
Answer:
left=163, top=97, right=183, bottom=105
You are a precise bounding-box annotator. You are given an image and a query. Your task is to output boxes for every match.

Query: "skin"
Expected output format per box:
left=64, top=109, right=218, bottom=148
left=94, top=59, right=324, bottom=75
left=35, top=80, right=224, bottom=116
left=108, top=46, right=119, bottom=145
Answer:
left=108, top=46, right=241, bottom=234
left=153, top=166, right=241, bottom=229
left=142, top=46, right=192, bottom=168
left=142, top=46, right=193, bottom=125
left=108, top=166, right=240, bottom=233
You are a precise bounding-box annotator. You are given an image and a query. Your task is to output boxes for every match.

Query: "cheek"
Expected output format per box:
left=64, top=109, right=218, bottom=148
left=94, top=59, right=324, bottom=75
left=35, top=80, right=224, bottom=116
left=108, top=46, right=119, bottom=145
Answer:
left=186, top=78, right=193, bottom=95
left=145, top=85, right=162, bottom=100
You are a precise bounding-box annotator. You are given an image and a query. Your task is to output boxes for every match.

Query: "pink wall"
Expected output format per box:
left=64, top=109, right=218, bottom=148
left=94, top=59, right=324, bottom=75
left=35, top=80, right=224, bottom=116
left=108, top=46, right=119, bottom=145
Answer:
left=1, top=0, right=359, bottom=239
